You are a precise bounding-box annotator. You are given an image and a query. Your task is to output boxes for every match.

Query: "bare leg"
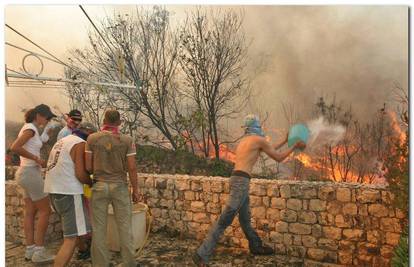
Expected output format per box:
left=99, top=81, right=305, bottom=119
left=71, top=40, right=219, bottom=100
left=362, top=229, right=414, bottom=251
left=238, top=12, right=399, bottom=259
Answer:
left=33, top=196, right=51, bottom=246
left=53, top=237, right=78, bottom=267
left=23, top=198, right=36, bottom=246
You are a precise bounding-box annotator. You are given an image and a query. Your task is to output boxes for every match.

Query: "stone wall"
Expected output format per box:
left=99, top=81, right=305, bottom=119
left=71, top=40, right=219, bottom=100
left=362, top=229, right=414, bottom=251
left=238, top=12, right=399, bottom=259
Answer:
left=6, top=174, right=405, bottom=266
left=5, top=181, right=62, bottom=244
left=137, top=174, right=405, bottom=267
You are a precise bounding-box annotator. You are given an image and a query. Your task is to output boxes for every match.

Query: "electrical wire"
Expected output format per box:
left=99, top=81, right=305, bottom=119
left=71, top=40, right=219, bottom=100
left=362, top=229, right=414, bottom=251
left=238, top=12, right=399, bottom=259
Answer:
left=6, top=42, right=63, bottom=65
left=79, top=5, right=115, bottom=56
left=6, top=67, right=32, bottom=78
left=5, top=24, right=68, bottom=67
left=5, top=23, right=86, bottom=77
left=5, top=18, right=137, bottom=90
left=7, top=68, right=137, bottom=89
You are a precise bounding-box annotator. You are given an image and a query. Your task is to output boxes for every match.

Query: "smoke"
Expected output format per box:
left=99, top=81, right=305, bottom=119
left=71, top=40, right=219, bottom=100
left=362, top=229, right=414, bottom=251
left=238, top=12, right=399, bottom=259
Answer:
left=306, top=116, right=345, bottom=149
left=5, top=5, right=408, bottom=132
left=241, top=6, right=408, bottom=129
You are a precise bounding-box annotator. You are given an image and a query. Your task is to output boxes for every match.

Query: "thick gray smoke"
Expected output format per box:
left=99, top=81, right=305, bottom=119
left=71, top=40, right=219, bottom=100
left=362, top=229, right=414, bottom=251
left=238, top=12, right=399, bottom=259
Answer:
left=5, top=6, right=408, bottom=138
left=237, top=6, right=408, bottom=134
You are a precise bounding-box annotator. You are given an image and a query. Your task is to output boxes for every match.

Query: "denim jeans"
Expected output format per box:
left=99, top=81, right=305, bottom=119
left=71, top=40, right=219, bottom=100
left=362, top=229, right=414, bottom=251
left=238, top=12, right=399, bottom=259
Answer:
left=90, top=181, right=136, bottom=267
left=197, top=176, right=262, bottom=263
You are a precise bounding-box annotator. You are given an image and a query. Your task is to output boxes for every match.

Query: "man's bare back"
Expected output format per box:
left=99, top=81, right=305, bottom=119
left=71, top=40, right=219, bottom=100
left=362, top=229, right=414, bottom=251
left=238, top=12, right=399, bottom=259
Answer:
left=193, top=114, right=307, bottom=266
left=234, top=135, right=306, bottom=175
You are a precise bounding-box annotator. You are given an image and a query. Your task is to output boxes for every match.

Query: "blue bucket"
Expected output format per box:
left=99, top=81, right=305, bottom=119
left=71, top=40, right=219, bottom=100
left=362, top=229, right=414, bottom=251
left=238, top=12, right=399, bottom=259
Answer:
left=288, top=123, right=310, bottom=148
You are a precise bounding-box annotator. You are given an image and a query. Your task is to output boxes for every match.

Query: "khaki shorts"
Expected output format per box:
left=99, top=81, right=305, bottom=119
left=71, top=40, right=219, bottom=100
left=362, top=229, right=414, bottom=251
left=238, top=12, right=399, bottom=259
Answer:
left=15, top=166, right=48, bottom=201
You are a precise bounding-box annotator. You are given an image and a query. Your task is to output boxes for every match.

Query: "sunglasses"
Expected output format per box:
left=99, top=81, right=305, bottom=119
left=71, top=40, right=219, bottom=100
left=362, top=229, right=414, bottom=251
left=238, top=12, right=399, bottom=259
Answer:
left=70, top=117, right=83, bottom=123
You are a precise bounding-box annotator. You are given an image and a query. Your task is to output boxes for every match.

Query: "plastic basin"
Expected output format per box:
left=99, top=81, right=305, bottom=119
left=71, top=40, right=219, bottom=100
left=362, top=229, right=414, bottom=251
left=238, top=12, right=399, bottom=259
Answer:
left=107, top=202, right=148, bottom=252
left=288, top=123, right=309, bottom=148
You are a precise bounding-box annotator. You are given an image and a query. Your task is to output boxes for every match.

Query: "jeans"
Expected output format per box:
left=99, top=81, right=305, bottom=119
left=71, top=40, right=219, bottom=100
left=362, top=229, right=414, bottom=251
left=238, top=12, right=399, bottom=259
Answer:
left=90, top=181, right=136, bottom=267
left=197, top=176, right=262, bottom=263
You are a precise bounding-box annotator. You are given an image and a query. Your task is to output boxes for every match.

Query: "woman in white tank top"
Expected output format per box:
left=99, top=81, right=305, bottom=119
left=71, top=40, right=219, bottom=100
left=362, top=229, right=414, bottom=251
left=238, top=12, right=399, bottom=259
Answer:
left=10, top=104, right=57, bottom=263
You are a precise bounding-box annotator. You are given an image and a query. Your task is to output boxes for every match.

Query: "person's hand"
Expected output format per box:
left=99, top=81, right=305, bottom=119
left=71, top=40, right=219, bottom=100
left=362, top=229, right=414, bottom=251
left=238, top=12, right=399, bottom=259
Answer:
left=35, top=157, right=47, bottom=168
left=47, top=128, right=54, bottom=138
left=294, top=141, right=306, bottom=150
left=132, top=187, right=143, bottom=203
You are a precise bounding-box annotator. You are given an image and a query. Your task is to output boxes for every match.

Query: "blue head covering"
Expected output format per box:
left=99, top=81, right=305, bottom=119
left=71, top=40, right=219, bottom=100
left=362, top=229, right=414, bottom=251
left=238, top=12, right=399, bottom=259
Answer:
left=72, top=122, right=97, bottom=141
left=243, top=114, right=265, bottom=137
left=72, top=129, right=89, bottom=141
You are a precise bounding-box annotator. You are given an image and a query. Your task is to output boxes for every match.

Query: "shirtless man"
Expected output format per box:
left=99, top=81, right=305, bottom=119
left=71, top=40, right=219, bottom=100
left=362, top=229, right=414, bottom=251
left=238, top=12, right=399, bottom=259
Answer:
left=193, top=114, right=306, bottom=266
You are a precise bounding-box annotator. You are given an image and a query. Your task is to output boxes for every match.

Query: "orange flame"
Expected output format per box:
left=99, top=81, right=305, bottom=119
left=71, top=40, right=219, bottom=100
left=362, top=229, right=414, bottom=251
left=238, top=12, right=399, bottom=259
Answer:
left=388, top=111, right=406, bottom=145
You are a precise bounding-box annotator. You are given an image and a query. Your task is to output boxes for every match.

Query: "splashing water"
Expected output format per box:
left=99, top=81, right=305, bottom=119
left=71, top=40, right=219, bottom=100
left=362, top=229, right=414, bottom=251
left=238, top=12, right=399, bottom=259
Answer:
left=306, top=117, right=345, bottom=150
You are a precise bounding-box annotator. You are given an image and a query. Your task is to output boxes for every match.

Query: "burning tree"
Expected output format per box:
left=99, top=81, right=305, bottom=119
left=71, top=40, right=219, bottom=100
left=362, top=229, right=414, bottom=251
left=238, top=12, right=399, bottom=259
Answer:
left=385, top=85, right=409, bottom=267
left=290, top=95, right=403, bottom=184
left=384, top=85, right=408, bottom=214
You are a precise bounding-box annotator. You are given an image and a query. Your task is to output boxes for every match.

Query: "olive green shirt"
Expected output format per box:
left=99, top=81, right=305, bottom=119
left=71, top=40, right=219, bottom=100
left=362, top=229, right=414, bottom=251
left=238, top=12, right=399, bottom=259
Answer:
left=85, top=131, right=136, bottom=183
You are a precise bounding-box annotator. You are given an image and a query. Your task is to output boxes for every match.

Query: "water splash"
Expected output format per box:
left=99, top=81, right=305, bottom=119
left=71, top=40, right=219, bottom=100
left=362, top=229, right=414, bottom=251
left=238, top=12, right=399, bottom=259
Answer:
left=306, top=116, right=345, bottom=149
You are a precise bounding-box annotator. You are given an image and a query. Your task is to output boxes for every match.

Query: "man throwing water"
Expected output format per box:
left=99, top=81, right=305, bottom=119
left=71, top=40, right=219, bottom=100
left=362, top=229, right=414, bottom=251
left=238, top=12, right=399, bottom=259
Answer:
left=193, top=115, right=306, bottom=266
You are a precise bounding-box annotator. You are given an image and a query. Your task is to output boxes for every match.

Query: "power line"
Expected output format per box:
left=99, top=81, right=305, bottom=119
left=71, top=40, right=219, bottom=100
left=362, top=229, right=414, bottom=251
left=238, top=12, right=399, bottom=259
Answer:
left=5, top=24, right=69, bottom=67
left=7, top=85, right=66, bottom=90
left=6, top=42, right=64, bottom=65
left=6, top=14, right=138, bottom=91
left=5, top=23, right=113, bottom=87
left=79, top=5, right=114, bottom=54
left=7, top=70, right=137, bottom=89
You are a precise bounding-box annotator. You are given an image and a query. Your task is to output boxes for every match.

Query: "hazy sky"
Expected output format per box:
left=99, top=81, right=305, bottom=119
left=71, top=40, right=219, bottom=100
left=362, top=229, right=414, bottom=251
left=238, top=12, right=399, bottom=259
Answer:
left=5, top=5, right=408, bottom=135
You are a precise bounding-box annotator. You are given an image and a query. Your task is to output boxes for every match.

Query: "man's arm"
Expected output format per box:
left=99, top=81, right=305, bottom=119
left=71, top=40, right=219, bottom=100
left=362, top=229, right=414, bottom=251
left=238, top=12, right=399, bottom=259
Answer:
left=84, top=137, right=93, bottom=173
left=272, top=133, right=288, bottom=150
left=127, top=140, right=140, bottom=203
left=127, top=155, right=140, bottom=203
left=260, top=138, right=305, bottom=162
left=72, top=143, right=92, bottom=185
left=127, top=155, right=138, bottom=189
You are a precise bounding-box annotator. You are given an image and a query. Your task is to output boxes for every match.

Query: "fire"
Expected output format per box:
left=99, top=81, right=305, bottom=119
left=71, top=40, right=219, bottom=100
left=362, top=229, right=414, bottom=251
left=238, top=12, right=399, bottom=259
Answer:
left=388, top=111, right=406, bottom=145
left=295, top=153, right=319, bottom=169
left=218, top=144, right=236, bottom=163
left=294, top=146, right=361, bottom=183
left=183, top=111, right=406, bottom=185
left=183, top=132, right=236, bottom=163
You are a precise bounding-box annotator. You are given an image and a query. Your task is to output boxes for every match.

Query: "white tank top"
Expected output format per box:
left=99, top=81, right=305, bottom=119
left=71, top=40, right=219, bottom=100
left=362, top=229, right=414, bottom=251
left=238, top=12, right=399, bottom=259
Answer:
left=18, top=123, right=42, bottom=167
left=44, top=135, right=85, bottom=194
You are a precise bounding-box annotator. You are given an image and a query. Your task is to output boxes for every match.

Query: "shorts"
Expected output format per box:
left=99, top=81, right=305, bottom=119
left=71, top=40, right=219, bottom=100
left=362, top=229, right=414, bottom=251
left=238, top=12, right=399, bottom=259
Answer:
left=15, top=166, right=48, bottom=201
left=50, top=194, right=92, bottom=237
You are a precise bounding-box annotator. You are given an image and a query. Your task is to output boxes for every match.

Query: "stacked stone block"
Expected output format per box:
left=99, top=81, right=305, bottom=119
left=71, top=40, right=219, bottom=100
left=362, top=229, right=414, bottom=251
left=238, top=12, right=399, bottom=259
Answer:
left=5, top=173, right=405, bottom=266
left=5, top=181, right=62, bottom=244
left=137, top=174, right=405, bottom=267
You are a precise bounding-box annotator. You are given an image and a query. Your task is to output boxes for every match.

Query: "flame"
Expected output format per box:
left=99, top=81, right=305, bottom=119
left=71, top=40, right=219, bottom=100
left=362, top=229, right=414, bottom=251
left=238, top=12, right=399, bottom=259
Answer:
left=183, top=111, right=406, bottom=184
left=294, top=146, right=360, bottom=183
left=218, top=144, right=236, bottom=163
left=388, top=111, right=406, bottom=145
left=183, top=133, right=236, bottom=163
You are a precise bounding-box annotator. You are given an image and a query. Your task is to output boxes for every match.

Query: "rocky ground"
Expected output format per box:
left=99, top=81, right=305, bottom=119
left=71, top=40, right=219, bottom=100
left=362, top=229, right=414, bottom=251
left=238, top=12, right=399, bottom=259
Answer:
left=6, top=231, right=305, bottom=267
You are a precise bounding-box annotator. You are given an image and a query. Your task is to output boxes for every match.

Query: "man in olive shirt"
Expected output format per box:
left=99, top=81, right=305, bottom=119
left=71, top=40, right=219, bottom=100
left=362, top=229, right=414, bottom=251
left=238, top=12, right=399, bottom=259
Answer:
left=85, top=110, right=140, bottom=267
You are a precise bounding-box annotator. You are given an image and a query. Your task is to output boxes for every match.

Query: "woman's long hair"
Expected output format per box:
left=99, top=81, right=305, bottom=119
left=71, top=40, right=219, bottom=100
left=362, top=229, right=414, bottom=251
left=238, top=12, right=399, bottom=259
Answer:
left=24, top=109, right=37, bottom=123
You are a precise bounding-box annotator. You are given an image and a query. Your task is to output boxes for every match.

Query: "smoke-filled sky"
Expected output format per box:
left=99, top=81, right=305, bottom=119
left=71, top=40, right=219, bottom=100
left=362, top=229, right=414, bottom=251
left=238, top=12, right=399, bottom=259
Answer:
left=5, top=5, right=408, bottom=137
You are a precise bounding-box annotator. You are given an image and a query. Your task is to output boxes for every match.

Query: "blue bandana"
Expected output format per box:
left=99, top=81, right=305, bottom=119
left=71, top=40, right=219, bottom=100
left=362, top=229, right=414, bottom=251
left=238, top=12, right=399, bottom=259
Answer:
left=243, top=115, right=265, bottom=137
left=72, top=129, right=89, bottom=141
